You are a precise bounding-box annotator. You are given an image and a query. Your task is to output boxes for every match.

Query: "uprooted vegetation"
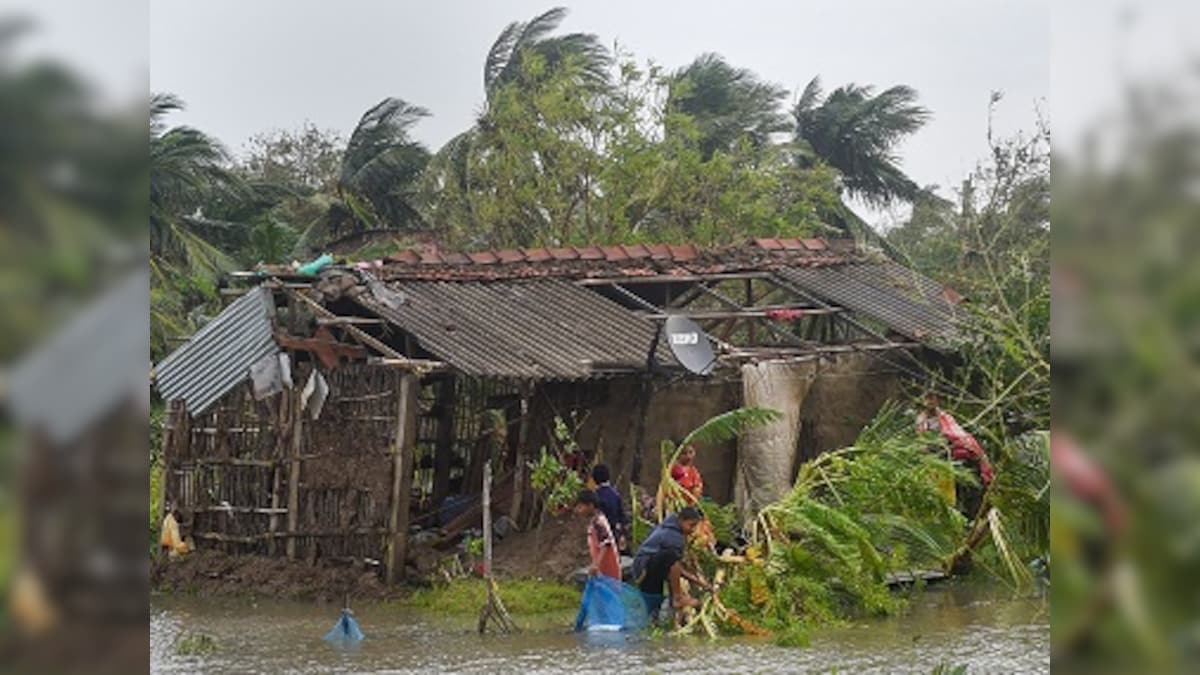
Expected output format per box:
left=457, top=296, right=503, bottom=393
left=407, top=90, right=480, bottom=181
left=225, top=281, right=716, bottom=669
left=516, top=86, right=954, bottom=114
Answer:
left=663, top=405, right=1049, bottom=643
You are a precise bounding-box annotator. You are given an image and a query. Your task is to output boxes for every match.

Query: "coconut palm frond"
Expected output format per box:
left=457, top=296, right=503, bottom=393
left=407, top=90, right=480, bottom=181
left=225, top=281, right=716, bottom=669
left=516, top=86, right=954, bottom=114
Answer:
left=679, top=406, right=782, bottom=450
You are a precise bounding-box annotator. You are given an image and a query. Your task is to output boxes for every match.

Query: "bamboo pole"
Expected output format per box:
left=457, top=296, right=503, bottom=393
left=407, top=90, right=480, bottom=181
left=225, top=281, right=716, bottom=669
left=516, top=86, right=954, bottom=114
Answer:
left=386, top=372, right=419, bottom=584
left=285, top=385, right=303, bottom=559
left=508, top=383, right=531, bottom=524
left=482, top=459, right=492, bottom=577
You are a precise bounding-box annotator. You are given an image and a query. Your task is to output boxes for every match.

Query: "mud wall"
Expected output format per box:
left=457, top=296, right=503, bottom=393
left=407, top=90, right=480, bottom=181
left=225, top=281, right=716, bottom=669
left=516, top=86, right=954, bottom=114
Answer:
left=529, top=376, right=741, bottom=503
left=795, top=352, right=905, bottom=464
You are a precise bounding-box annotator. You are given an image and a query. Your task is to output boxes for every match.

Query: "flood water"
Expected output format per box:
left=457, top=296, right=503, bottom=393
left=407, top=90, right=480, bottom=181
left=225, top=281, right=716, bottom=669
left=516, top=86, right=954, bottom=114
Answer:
left=151, top=580, right=1048, bottom=673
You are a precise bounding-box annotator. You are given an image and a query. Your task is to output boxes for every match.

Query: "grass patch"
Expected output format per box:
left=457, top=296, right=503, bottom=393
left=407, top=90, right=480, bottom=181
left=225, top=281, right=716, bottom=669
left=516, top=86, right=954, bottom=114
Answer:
left=405, top=578, right=578, bottom=616
left=174, top=632, right=218, bottom=656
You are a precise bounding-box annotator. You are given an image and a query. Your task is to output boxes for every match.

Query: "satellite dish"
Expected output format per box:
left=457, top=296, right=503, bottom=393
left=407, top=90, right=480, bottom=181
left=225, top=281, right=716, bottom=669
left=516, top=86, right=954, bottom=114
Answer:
left=665, top=315, right=716, bottom=375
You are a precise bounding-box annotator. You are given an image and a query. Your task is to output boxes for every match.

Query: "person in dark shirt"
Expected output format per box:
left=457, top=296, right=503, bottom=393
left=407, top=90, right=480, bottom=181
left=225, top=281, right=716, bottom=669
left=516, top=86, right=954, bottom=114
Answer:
left=590, top=464, right=630, bottom=554
left=631, top=506, right=708, bottom=623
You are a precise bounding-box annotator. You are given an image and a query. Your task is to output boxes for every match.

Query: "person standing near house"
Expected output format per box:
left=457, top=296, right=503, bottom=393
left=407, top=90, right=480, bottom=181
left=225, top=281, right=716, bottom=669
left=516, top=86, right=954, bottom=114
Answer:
left=917, top=392, right=995, bottom=515
left=670, top=444, right=704, bottom=503
left=575, top=490, right=621, bottom=581
left=591, top=464, right=630, bottom=554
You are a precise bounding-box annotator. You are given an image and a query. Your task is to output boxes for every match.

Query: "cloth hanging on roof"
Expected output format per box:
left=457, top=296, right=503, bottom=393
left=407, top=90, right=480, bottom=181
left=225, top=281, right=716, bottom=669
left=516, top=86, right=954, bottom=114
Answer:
left=764, top=308, right=808, bottom=321
left=301, top=370, right=330, bottom=420
left=249, top=352, right=293, bottom=400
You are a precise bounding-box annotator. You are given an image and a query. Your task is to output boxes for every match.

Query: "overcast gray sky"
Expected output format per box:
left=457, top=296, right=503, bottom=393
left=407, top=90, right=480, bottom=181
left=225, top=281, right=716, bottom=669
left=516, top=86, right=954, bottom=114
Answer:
left=145, top=0, right=1048, bottom=219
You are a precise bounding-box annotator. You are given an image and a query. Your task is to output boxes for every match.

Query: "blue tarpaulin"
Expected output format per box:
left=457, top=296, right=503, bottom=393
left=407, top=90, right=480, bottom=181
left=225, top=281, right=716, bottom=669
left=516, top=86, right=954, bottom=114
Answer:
left=323, top=609, right=365, bottom=646
left=573, top=576, right=651, bottom=633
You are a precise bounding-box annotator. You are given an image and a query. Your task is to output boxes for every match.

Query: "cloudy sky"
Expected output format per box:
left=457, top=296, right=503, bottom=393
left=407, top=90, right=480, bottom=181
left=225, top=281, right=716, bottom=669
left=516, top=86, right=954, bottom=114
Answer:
left=141, top=1, right=1047, bottom=217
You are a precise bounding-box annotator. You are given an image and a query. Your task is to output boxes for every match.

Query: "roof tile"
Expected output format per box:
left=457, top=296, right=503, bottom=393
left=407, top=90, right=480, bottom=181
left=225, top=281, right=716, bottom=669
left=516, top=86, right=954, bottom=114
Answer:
left=801, top=238, right=827, bottom=251
left=754, top=238, right=783, bottom=251
left=668, top=244, right=698, bottom=261
left=600, top=246, right=627, bottom=261
left=441, top=252, right=470, bottom=265
left=621, top=244, right=651, bottom=259
left=495, top=249, right=525, bottom=264
left=577, top=246, right=604, bottom=260
left=467, top=251, right=499, bottom=264
left=647, top=244, right=672, bottom=260
left=389, top=250, right=421, bottom=264
left=419, top=250, right=444, bottom=264
left=548, top=247, right=579, bottom=260
left=779, top=238, right=805, bottom=251
left=522, top=248, right=552, bottom=262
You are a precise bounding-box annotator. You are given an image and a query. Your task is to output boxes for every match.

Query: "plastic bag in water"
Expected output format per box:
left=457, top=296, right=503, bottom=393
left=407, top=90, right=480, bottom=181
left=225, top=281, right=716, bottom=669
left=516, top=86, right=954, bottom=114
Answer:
left=323, top=609, right=365, bottom=645
left=573, top=576, right=650, bottom=633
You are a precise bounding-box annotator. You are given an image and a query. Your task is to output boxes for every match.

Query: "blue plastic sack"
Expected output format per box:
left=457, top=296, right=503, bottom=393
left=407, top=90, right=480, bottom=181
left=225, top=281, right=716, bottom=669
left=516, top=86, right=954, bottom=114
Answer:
left=296, top=253, right=334, bottom=276
left=573, top=576, right=651, bottom=633
left=323, top=608, right=365, bottom=646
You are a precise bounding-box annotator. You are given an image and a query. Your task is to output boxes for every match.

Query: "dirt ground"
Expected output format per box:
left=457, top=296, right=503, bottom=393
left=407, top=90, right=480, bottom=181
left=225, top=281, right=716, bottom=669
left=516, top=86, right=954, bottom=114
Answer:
left=151, top=513, right=593, bottom=600
left=151, top=549, right=398, bottom=603
left=490, top=513, right=591, bottom=581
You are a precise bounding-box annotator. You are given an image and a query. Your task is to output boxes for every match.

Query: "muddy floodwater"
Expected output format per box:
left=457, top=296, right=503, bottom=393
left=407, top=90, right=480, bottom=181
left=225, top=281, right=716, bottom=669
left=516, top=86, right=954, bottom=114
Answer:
left=151, top=580, right=1048, bottom=673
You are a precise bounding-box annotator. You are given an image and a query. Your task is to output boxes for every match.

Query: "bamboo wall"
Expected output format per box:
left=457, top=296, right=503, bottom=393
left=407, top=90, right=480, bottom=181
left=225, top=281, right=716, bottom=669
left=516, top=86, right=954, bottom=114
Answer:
left=163, top=361, right=402, bottom=564
left=161, top=359, right=524, bottom=570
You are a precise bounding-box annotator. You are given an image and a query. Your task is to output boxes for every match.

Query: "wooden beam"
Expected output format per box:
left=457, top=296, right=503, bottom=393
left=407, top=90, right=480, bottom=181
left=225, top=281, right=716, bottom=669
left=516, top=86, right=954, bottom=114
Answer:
left=386, top=372, right=419, bottom=584
left=639, top=307, right=841, bottom=321
left=576, top=272, right=772, bottom=286
left=315, top=317, right=385, bottom=326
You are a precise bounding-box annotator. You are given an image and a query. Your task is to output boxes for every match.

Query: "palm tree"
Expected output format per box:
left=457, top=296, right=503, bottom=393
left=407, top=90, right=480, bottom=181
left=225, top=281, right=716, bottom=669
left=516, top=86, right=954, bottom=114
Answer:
left=295, top=97, right=431, bottom=253
left=150, top=93, right=247, bottom=277
left=667, top=53, right=790, bottom=159
left=792, top=77, right=930, bottom=207
left=423, top=7, right=610, bottom=237
left=482, top=6, right=610, bottom=103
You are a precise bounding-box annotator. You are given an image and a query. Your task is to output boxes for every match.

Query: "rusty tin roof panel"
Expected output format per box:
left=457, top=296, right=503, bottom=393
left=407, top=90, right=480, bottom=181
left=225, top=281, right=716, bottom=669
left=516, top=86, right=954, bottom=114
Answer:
left=774, top=261, right=959, bottom=343
left=355, top=279, right=676, bottom=380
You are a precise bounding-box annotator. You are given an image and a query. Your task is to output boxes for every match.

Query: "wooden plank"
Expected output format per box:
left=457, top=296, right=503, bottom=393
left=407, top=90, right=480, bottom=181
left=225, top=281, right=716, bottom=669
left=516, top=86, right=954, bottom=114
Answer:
left=508, top=383, right=531, bottom=524
left=268, top=465, right=282, bottom=556
left=316, top=317, right=385, bottom=326
left=386, top=372, right=419, bottom=584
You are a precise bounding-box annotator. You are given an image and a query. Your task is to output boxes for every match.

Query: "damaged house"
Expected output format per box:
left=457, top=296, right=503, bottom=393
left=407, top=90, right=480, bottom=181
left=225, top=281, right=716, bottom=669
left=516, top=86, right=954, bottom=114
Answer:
left=152, top=237, right=961, bottom=582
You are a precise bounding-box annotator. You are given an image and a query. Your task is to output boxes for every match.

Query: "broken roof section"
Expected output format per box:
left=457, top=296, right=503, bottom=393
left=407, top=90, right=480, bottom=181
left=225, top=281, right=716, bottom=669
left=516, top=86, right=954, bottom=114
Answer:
left=356, top=238, right=960, bottom=345
left=154, top=287, right=278, bottom=415
left=344, top=277, right=676, bottom=380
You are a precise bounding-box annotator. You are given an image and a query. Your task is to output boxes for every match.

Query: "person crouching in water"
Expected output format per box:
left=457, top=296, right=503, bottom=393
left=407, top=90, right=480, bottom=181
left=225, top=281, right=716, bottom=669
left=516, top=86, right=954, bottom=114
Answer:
left=575, top=490, right=621, bottom=581
left=631, top=506, right=709, bottom=625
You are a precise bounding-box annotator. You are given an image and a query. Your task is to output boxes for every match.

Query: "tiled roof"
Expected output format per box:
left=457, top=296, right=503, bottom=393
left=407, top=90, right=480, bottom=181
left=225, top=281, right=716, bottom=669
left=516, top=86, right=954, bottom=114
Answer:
left=370, top=238, right=854, bottom=281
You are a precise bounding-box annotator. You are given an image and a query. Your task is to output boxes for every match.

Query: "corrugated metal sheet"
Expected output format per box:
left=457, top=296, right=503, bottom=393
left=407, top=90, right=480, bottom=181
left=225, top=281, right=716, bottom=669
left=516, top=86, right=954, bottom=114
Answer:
left=774, top=260, right=959, bottom=343
left=7, top=269, right=150, bottom=445
left=353, top=279, right=676, bottom=380
left=154, top=286, right=278, bottom=414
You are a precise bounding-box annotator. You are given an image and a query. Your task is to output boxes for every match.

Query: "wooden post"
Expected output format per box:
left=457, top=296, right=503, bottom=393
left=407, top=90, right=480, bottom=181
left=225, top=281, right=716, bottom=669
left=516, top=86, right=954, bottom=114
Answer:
left=386, top=372, right=419, bottom=584
left=432, top=377, right=456, bottom=506
left=482, top=459, right=492, bottom=577
left=159, top=400, right=182, bottom=528
left=508, top=383, right=531, bottom=524
left=285, top=384, right=303, bottom=560
left=267, top=465, right=282, bottom=556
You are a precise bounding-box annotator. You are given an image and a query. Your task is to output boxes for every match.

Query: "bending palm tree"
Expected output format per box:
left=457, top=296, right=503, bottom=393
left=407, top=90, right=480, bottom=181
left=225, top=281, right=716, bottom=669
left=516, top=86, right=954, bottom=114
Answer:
left=296, top=97, right=432, bottom=253
left=667, top=53, right=789, bottom=160
left=150, top=93, right=247, bottom=277
left=423, top=7, right=610, bottom=237
left=792, top=77, right=930, bottom=207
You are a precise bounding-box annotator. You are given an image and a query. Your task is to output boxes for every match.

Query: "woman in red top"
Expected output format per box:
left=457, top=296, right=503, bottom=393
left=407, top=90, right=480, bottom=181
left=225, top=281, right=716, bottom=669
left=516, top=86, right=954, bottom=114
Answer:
left=575, top=490, right=621, bottom=581
left=670, top=444, right=704, bottom=503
